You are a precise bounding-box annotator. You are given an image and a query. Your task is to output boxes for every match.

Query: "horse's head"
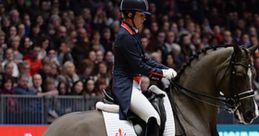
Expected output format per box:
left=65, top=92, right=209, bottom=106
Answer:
left=221, top=44, right=258, bottom=124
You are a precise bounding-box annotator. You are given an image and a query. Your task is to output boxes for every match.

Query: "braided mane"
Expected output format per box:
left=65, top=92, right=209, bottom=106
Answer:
left=175, top=45, right=231, bottom=81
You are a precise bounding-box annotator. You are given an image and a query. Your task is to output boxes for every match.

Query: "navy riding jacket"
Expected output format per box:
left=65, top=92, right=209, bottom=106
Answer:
left=112, top=22, right=168, bottom=120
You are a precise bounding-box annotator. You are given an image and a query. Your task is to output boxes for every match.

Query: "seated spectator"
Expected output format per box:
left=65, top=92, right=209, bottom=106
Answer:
left=49, top=62, right=60, bottom=86
left=10, top=36, right=23, bottom=63
left=7, top=26, right=18, bottom=43
left=46, top=49, right=59, bottom=66
left=104, top=51, right=114, bottom=74
left=57, top=80, right=70, bottom=95
left=0, top=30, right=6, bottom=62
left=57, top=41, right=73, bottom=65
left=18, top=61, right=32, bottom=86
left=59, top=61, right=79, bottom=87
left=78, top=59, right=95, bottom=80
left=179, top=34, right=196, bottom=59
left=94, top=61, right=111, bottom=85
left=83, top=78, right=96, bottom=96
left=0, top=76, right=17, bottom=115
left=23, top=45, right=42, bottom=75
left=30, top=23, right=42, bottom=44
left=14, top=74, right=35, bottom=95
left=88, top=50, right=97, bottom=64
left=250, top=35, right=258, bottom=47
left=150, top=51, right=163, bottom=63
left=241, top=33, right=251, bottom=47
left=31, top=74, right=43, bottom=94
left=164, top=54, right=177, bottom=69
left=71, top=27, right=91, bottom=66
left=71, top=80, right=84, bottom=95
left=18, top=24, right=26, bottom=39
left=95, top=50, right=104, bottom=64
left=223, top=30, right=233, bottom=45
left=2, top=48, right=19, bottom=78
left=141, top=37, right=151, bottom=56
left=142, top=28, right=152, bottom=40
left=165, top=31, right=181, bottom=54
left=52, top=25, right=67, bottom=48
left=19, top=37, right=32, bottom=55
left=101, top=27, right=113, bottom=52
left=41, top=78, right=58, bottom=96
left=38, top=59, right=53, bottom=83
left=38, top=37, right=50, bottom=60
left=0, top=76, right=15, bottom=94
left=2, top=61, right=18, bottom=82
left=91, top=32, right=105, bottom=53
left=94, top=78, right=106, bottom=97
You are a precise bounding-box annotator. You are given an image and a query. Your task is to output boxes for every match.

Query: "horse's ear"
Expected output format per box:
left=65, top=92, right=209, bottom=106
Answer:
left=248, top=44, right=258, bottom=53
left=232, top=42, right=242, bottom=54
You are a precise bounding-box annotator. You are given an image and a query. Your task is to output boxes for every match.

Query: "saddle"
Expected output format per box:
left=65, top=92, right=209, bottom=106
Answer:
left=96, top=85, right=167, bottom=136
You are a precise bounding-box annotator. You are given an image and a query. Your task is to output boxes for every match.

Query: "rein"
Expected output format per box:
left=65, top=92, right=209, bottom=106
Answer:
left=170, top=80, right=254, bottom=112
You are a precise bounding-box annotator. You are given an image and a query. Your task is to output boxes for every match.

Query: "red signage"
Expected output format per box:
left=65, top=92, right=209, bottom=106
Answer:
left=0, top=126, right=48, bottom=136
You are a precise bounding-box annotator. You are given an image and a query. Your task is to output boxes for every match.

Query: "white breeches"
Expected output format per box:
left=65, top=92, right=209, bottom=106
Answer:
left=130, top=81, right=161, bottom=126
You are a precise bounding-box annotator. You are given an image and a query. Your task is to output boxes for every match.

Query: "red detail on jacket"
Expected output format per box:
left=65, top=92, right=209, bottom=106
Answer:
left=121, top=22, right=135, bottom=35
left=133, top=74, right=141, bottom=84
left=149, top=72, right=163, bottom=77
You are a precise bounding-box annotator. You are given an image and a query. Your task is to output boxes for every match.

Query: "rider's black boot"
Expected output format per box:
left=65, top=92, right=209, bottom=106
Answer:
left=145, top=117, right=160, bottom=136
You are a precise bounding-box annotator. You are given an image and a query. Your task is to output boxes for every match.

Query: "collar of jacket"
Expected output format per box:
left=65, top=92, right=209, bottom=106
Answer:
left=121, top=22, right=137, bottom=35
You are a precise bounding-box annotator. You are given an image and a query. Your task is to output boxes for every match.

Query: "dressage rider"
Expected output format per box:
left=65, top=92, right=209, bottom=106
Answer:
left=112, top=0, right=177, bottom=135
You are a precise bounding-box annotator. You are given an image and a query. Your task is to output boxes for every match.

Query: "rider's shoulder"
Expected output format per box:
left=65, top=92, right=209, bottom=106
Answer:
left=117, top=33, right=135, bottom=44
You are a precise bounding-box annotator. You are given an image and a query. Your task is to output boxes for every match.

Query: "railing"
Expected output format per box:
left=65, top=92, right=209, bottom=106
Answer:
left=0, top=95, right=258, bottom=124
left=0, top=95, right=102, bottom=124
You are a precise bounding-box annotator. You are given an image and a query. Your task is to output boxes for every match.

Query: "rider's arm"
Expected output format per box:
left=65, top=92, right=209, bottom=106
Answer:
left=118, top=35, right=164, bottom=78
left=143, top=55, right=168, bottom=69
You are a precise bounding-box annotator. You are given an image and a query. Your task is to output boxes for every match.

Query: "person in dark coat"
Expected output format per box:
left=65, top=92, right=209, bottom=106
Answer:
left=14, top=74, right=35, bottom=95
left=112, top=0, right=177, bottom=136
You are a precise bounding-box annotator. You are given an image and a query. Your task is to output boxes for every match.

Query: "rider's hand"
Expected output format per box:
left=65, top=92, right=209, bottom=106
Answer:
left=161, top=78, right=170, bottom=88
left=162, top=68, right=177, bottom=80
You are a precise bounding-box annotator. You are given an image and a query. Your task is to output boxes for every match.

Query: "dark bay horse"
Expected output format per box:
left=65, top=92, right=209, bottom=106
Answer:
left=43, top=45, right=258, bottom=136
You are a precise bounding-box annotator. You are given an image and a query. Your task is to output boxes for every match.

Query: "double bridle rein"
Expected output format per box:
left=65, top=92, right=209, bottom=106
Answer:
left=171, top=49, right=255, bottom=113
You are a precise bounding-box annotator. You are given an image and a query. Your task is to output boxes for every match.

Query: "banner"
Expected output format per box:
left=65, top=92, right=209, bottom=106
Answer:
left=0, top=126, right=48, bottom=136
left=218, top=125, right=259, bottom=136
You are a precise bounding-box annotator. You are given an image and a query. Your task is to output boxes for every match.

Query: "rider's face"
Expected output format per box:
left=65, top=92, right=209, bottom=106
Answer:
left=133, top=12, right=146, bottom=29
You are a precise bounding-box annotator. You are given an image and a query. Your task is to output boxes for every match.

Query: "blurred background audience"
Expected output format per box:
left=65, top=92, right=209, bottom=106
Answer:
left=0, top=0, right=258, bottom=98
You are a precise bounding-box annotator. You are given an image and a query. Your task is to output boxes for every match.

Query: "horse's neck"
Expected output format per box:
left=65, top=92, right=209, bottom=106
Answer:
left=172, top=48, right=233, bottom=135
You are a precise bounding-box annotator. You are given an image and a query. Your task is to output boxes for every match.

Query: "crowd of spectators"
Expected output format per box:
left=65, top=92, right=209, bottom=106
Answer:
left=0, top=0, right=259, bottom=99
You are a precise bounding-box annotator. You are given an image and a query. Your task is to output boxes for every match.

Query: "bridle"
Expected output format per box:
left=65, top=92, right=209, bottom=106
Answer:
left=223, top=49, right=255, bottom=112
left=171, top=48, right=256, bottom=113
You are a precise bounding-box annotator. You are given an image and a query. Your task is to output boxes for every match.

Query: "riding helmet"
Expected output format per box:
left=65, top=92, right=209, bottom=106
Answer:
left=120, top=0, right=151, bottom=15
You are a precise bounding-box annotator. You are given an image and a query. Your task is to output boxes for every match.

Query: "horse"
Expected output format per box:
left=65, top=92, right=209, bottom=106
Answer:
left=43, top=44, right=259, bottom=136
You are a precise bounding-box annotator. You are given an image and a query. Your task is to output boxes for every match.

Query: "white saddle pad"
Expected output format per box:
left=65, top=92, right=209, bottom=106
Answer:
left=102, top=93, right=175, bottom=136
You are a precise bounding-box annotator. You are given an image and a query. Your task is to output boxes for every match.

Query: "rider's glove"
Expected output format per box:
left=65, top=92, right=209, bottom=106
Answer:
left=162, top=68, right=177, bottom=80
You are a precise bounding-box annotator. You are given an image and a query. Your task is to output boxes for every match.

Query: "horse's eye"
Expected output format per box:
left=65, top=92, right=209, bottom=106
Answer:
left=234, top=66, right=246, bottom=77
left=235, top=72, right=246, bottom=77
